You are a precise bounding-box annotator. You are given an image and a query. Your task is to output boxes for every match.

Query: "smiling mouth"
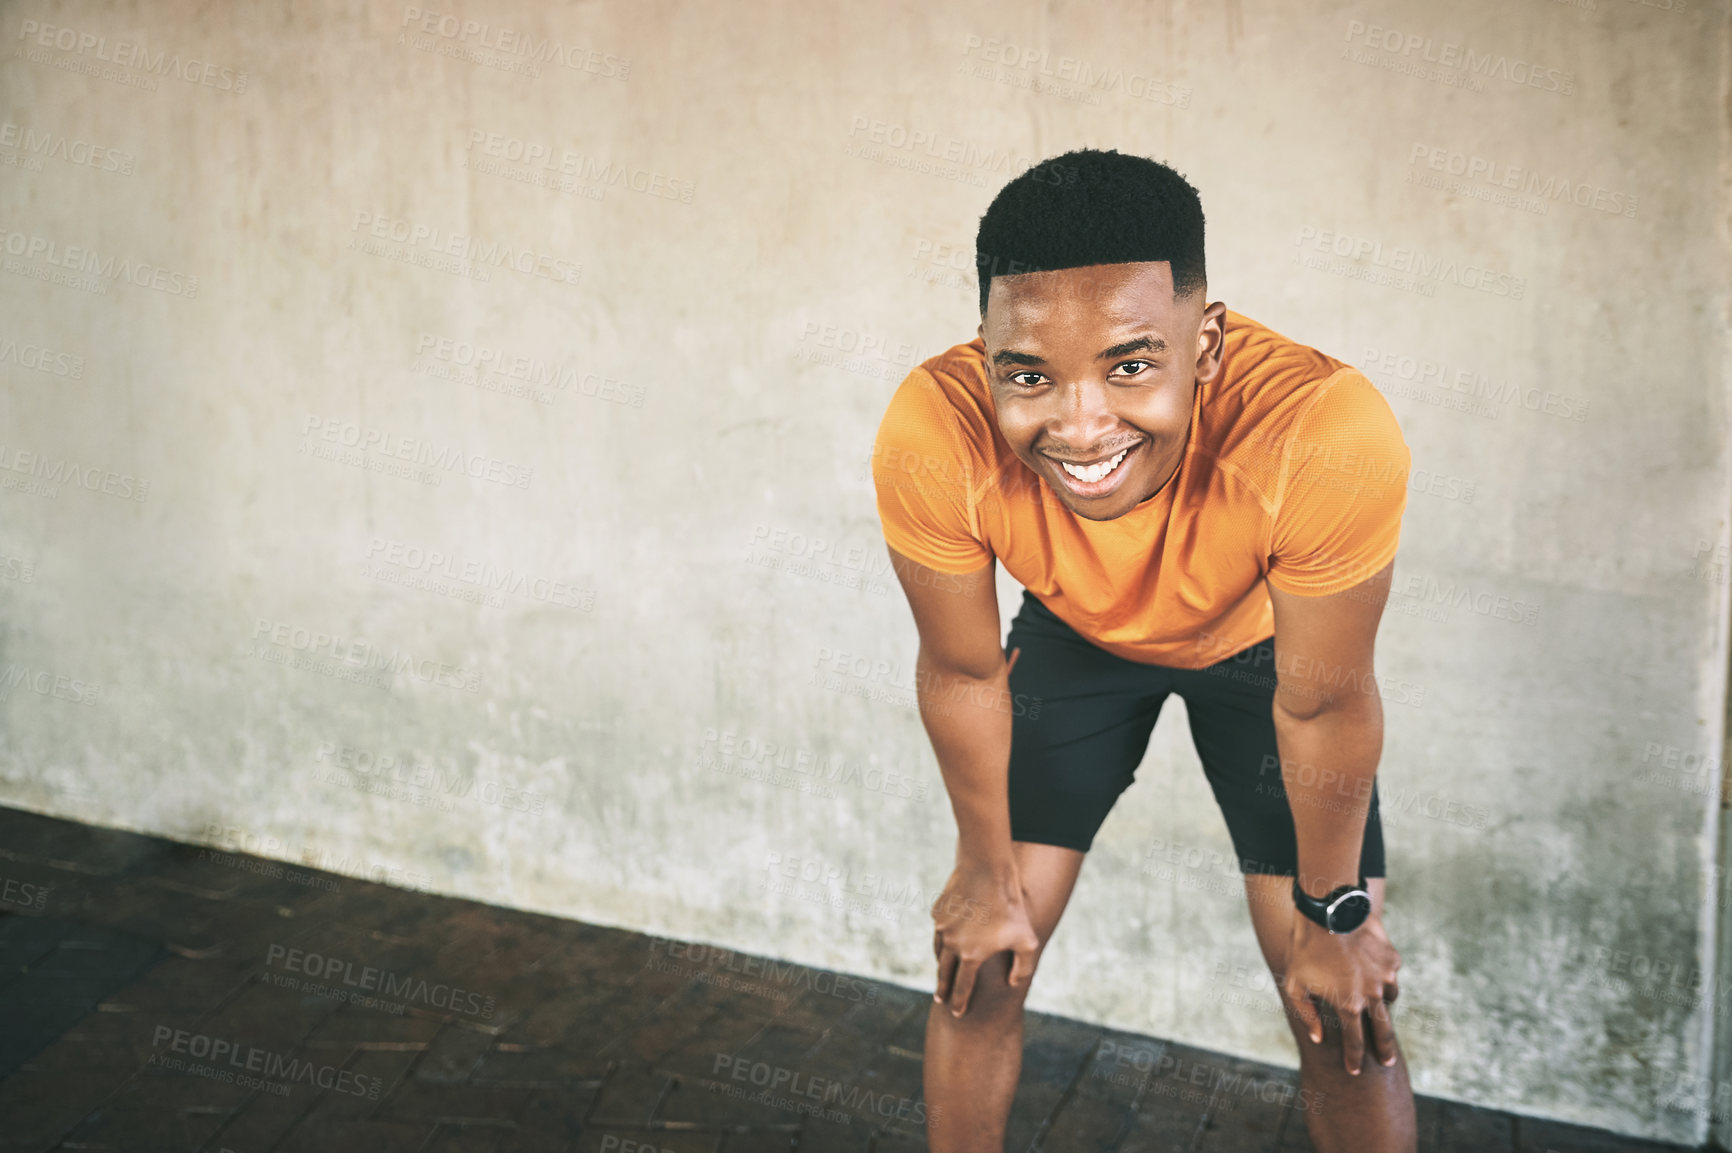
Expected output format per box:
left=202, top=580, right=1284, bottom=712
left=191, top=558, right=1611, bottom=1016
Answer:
left=1046, top=442, right=1140, bottom=485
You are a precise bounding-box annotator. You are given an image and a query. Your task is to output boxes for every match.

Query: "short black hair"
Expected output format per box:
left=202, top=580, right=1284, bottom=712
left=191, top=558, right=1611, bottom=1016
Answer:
left=975, top=148, right=1206, bottom=314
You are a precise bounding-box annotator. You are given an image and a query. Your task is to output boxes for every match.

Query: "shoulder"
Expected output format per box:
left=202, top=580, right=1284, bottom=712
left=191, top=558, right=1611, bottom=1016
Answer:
left=919, top=337, right=996, bottom=437
left=1212, top=314, right=1400, bottom=446
left=873, top=338, right=999, bottom=502
left=1219, top=310, right=1347, bottom=391
left=876, top=338, right=997, bottom=458
left=1202, top=312, right=1381, bottom=501
left=1287, top=368, right=1409, bottom=469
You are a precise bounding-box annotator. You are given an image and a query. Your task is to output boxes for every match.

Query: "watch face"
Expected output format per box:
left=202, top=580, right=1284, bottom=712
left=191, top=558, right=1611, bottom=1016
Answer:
left=1328, top=891, right=1372, bottom=933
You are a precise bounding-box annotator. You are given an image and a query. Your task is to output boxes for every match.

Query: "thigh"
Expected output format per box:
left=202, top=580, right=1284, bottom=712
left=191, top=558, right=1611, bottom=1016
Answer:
left=1172, top=636, right=1386, bottom=879
left=1005, top=592, right=1170, bottom=854
left=1013, top=840, right=1089, bottom=948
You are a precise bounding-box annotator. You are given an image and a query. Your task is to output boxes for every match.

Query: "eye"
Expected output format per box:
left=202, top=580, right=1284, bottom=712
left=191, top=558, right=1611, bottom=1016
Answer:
left=1113, top=360, right=1152, bottom=378
left=1008, top=371, right=1047, bottom=389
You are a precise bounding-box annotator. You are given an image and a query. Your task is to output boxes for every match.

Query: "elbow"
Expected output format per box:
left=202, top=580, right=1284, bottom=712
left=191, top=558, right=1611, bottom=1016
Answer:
left=1273, top=690, right=1332, bottom=724
left=916, top=645, right=1009, bottom=687
left=1273, top=686, right=1379, bottom=726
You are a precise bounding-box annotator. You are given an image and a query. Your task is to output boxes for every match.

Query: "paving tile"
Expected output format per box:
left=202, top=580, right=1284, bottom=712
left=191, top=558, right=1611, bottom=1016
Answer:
left=0, top=805, right=1702, bottom=1153
left=1517, top=1115, right=1690, bottom=1152
left=0, top=911, right=74, bottom=981
left=571, top=926, right=684, bottom=986
left=0, top=920, right=166, bottom=1077
left=470, top=1041, right=611, bottom=1087
left=1038, top=1033, right=1164, bottom=1152
left=19, top=1012, right=162, bottom=1084
left=585, top=1064, right=680, bottom=1128
left=1268, top=1097, right=1319, bottom=1152
left=570, top=1125, right=719, bottom=1153
left=1120, top=1079, right=1218, bottom=1153
left=563, top=993, right=663, bottom=1060
left=865, top=1125, right=929, bottom=1153
left=595, top=988, right=726, bottom=1066
left=414, top=1019, right=503, bottom=1082
left=760, top=971, right=906, bottom=1035
left=487, top=1131, right=581, bottom=1153
left=1032, top=1090, right=1140, bottom=1153
left=0, top=1066, right=124, bottom=1148
left=90, top=951, right=257, bottom=1018
left=794, top=1112, right=872, bottom=1151
left=1004, top=1014, right=1101, bottom=1153
left=655, top=1065, right=807, bottom=1130
left=192, top=1085, right=320, bottom=1151
left=716, top=1133, right=801, bottom=1153
left=56, top=1073, right=250, bottom=1149
left=510, top=1082, right=603, bottom=1144
left=422, top=1125, right=510, bottom=1153
left=1438, top=1096, right=1517, bottom=1152
left=1411, top=1092, right=1443, bottom=1153
left=272, top=1112, right=436, bottom=1153
left=375, top=1077, right=536, bottom=1128
left=0, top=858, right=66, bottom=922
left=191, top=971, right=347, bottom=1047
left=654, top=1008, right=784, bottom=1084
left=703, top=1019, right=830, bottom=1077
left=655, top=1047, right=846, bottom=1132
left=806, top=1028, right=929, bottom=1138
left=51, top=872, right=245, bottom=949
left=278, top=1042, right=427, bottom=1130
left=1192, top=1081, right=1292, bottom=1152
left=0, top=809, right=168, bottom=874
left=305, top=1000, right=446, bottom=1048
left=143, top=840, right=348, bottom=911
left=498, top=953, right=640, bottom=1043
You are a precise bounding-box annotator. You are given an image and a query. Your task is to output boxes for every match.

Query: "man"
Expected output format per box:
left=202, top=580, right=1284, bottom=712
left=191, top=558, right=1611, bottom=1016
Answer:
left=870, top=149, right=1416, bottom=1152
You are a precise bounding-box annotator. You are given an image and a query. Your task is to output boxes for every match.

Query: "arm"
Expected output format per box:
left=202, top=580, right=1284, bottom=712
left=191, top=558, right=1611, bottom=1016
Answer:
left=886, top=544, right=1041, bottom=1016
left=1268, top=561, right=1403, bottom=1074
left=1269, top=559, right=1392, bottom=893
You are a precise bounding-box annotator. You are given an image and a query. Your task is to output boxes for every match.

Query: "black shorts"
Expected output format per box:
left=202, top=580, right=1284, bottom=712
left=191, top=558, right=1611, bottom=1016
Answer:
left=1005, top=590, right=1385, bottom=877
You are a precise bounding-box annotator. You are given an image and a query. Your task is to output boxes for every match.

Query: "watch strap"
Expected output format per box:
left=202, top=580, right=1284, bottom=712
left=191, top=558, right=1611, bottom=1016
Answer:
left=1292, top=876, right=1370, bottom=933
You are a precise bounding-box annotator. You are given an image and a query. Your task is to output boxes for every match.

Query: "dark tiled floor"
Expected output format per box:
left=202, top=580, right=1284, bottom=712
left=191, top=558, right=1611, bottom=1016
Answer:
left=0, top=804, right=1701, bottom=1152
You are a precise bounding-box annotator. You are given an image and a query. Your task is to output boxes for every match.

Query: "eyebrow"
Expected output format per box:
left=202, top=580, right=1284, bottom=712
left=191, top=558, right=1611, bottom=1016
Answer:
left=990, top=335, right=1169, bottom=368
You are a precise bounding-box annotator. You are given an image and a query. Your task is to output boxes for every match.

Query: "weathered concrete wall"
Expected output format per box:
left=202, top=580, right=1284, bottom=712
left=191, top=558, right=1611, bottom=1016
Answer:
left=0, top=0, right=1726, bottom=1140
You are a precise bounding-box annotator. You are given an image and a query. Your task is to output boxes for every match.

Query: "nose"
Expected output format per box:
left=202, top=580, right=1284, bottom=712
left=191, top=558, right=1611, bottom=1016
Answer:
left=1046, top=376, right=1121, bottom=452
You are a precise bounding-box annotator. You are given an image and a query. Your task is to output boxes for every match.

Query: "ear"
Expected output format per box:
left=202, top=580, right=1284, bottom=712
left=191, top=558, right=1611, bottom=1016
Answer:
left=1195, top=300, right=1227, bottom=386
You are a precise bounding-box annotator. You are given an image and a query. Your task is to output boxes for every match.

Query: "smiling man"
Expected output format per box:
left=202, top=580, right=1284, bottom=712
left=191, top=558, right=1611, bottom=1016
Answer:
left=871, top=149, right=1416, bottom=1152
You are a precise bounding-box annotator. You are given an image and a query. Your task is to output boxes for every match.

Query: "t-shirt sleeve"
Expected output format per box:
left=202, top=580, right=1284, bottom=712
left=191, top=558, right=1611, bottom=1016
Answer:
left=1267, top=369, right=1410, bottom=596
left=871, top=368, right=994, bottom=574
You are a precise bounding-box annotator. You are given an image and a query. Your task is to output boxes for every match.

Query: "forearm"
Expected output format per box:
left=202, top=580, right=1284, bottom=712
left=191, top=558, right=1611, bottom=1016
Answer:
left=915, top=647, right=1018, bottom=874
left=1274, top=694, right=1384, bottom=893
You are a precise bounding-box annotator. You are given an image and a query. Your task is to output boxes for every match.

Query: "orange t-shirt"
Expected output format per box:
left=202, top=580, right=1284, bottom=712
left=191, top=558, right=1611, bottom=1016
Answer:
left=871, top=310, right=1410, bottom=669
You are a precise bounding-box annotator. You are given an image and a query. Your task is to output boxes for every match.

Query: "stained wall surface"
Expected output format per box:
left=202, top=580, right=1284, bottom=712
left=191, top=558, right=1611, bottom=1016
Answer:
left=0, top=0, right=1727, bottom=1141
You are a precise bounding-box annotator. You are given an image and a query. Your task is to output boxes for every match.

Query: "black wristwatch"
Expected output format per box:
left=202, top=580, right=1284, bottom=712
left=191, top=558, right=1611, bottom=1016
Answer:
left=1292, top=876, right=1372, bottom=934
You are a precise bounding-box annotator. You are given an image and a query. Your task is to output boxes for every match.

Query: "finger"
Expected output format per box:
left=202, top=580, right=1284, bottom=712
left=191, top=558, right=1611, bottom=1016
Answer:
left=1005, top=646, right=1023, bottom=675
left=933, top=931, right=942, bottom=963
left=950, top=958, right=982, bottom=1017
left=934, top=947, right=958, bottom=1004
left=1007, top=942, right=1038, bottom=988
left=1384, top=973, right=1400, bottom=1005
left=1340, top=1002, right=1366, bottom=1075
left=1368, top=997, right=1399, bottom=1067
left=1284, top=979, right=1323, bottom=1044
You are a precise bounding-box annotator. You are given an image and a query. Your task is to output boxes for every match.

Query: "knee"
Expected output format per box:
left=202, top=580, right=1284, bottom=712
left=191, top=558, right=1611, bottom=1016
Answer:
left=951, top=951, right=1035, bottom=1020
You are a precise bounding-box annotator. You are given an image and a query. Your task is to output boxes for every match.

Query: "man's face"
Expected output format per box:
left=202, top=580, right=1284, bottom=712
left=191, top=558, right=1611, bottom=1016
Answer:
left=980, top=262, right=1224, bottom=521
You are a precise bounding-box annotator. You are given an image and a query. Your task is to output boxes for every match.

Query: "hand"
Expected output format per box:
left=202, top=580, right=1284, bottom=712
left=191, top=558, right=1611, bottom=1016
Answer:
left=931, top=860, right=1040, bottom=1018
left=1281, top=911, right=1402, bottom=1075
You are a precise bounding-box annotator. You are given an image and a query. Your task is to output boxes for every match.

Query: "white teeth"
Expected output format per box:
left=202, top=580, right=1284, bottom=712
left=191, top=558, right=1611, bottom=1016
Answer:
left=1059, top=447, right=1129, bottom=484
